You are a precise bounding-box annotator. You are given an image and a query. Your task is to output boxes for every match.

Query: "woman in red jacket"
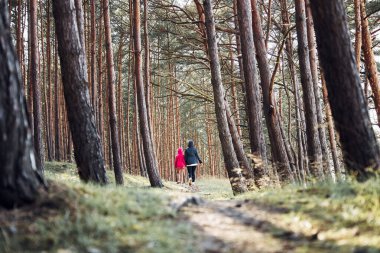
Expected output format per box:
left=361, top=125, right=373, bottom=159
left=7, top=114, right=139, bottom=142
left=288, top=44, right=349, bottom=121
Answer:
left=174, top=147, right=186, bottom=184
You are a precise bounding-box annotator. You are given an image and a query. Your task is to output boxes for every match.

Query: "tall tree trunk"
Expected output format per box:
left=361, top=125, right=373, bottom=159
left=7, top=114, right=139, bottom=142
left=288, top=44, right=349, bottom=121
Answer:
left=321, top=71, right=341, bottom=178
left=279, top=0, right=305, bottom=181
left=30, top=0, right=44, bottom=173
left=0, top=0, right=45, bottom=208
left=309, top=0, right=380, bottom=180
left=102, top=0, right=124, bottom=185
left=97, top=14, right=104, bottom=152
left=225, top=103, right=258, bottom=188
left=16, top=0, right=22, bottom=61
left=52, top=0, right=108, bottom=184
left=203, top=0, right=247, bottom=195
left=27, top=2, right=33, bottom=128
left=45, top=0, right=53, bottom=161
left=360, top=0, right=380, bottom=126
left=295, top=0, right=323, bottom=179
left=264, top=0, right=272, bottom=48
left=134, top=94, right=147, bottom=178
left=126, top=12, right=133, bottom=173
left=54, top=38, right=60, bottom=161
left=236, top=0, right=267, bottom=182
left=305, top=0, right=332, bottom=178
left=228, top=35, right=242, bottom=137
left=133, top=0, right=163, bottom=187
left=193, top=0, right=254, bottom=184
left=143, top=0, right=153, bottom=131
left=116, top=32, right=125, bottom=167
left=354, top=0, right=362, bottom=70
left=250, top=0, right=294, bottom=183
left=90, top=0, right=96, bottom=108
left=233, top=0, right=245, bottom=104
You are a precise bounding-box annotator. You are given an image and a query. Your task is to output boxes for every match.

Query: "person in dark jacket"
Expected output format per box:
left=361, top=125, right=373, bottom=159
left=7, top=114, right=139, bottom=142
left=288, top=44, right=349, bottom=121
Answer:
left=184, top=140, right=202, bottom=186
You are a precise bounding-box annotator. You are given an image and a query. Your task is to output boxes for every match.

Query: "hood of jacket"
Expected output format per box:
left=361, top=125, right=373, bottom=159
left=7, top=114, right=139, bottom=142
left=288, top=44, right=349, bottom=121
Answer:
left=188, top=140, right=194, bottom=148
left=177, top=147, right=184, bottom=156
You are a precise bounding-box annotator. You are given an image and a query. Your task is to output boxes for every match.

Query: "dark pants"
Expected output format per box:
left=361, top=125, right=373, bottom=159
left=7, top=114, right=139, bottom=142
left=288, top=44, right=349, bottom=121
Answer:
left=187, top=166, right=197, bottom=182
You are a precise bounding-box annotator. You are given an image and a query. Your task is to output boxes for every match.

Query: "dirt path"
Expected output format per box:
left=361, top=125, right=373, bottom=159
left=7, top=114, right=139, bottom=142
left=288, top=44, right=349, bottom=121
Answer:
left=173, top=192, right=331, bottom=253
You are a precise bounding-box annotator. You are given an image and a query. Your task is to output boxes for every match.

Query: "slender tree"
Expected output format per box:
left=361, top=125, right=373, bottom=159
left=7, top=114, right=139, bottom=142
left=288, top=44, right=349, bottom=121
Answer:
left=45, top=0, right=54, bottom=161
left=54, top=38, right=60, bottom=161
left=52, top=0, right=108, bottom=184
left=295, top=0, right=323, bottom=178
left=144, top=0, right=153, bottom=130
left=203, top=0, right=247, bottom=194
left=360, top=0, right=380, bottom=125
left=102, top=0, right=124, bottom=185
left=279, top=0, right=305, bottom=181
left=305, top=0, right=331, bottom=177
left=90, top=0, right=96, bottom=108
left=236, top=0, right=267, bottom=182
left=133, top=0, right=163, bottom=187
left=309, top=0, right=380, bottom=180
left=354, top=0, right=362, bottom=70
left=321, top=71, right=341, bottom=177
left=250, top=0, right=294, bottom=182
left=30, top=0, right=45, bottom=173
left=0, top=0, right=45, bottom=208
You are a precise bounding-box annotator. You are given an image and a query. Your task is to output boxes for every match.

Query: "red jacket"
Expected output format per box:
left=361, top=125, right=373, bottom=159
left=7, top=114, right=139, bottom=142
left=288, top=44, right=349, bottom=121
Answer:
left=174, top=148, right=186, bottom=169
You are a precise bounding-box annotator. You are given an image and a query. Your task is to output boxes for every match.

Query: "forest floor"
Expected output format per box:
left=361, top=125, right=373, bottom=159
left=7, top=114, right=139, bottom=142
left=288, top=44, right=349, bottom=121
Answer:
left=0, top=162, right=380, bottom=253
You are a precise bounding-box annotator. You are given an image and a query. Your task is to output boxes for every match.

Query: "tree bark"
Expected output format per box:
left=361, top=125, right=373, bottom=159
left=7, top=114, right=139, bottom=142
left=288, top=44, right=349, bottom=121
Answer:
left=360, top=0, right=380, bottom=126
left=250, top=0, right=294, bottom=183
left=305, top=0, right=332, bottom=178
left=54, top=38, right=60, bottom=161
left=143, top=0, right=153, bottom=132
left=226, top=102, right=259, bottom=188
left=203, top=0, right=247, bottom=195
left=295, top=0, right=323, bottom=179
left=90, top=0, right=96, bottom=108
left=30, top=0, right=44, bottom=173
left=354, top=0, right=362, bottom=70
left=97, top=14, right=104, bottom=152
left=16, top=0, right=22, bottom=61
left=52, top=0, right=108, bottom=184
left=46, top=0, right=54, bottom=161
left=133, top=0, right=163, bottom=187
left=102, top=0, right=124, bottom=185
left=321, top=71, right=341, bottom=178
left=228, top=34, right=242, bottom=137
left=309, top=0, right=380, bottom=180
left=117, top=33, right=125, bottom=167
left=236, top=0, right=268, bottom=182
left=0, top=0, right=45, bottom=208
left=279, top=0, right=305, bottom=182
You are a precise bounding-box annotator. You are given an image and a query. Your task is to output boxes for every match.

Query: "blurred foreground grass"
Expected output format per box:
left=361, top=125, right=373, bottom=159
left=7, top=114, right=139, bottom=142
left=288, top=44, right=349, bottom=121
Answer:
left=0, top=162, right=198, bottom=253
left=238, top=179, right=380, bottom=252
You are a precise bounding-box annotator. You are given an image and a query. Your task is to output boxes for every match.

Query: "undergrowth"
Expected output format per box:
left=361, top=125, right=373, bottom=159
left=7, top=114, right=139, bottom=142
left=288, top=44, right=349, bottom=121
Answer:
left=0, top=162, right=198, bottom=253
left=1, top=162, right=379, bottom=252
left=238, top=180, right=380, bottom=252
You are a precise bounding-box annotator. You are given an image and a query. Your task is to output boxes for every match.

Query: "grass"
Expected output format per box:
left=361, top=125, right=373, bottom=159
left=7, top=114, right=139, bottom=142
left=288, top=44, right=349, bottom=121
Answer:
left=1, top=162, right=380, bottom=252
left=0, top=162, right=199, bottom=253
left=194, top=176, right=234, bottom=200
left=237, top=180, right=380, bottom=252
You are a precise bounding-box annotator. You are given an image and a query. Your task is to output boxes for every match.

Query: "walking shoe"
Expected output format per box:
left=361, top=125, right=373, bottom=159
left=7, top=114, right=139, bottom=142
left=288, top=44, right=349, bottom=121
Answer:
left=188, top=178, right=192, bottom=186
